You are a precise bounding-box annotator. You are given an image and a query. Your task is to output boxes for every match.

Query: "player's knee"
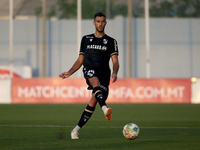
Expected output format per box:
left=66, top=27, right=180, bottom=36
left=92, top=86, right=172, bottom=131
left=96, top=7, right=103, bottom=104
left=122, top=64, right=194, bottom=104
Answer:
left=92, top=86, right=103, bottom=96
left=92, top=86, right=106, bottom=106
left=92, top=86, right=105, bottom=102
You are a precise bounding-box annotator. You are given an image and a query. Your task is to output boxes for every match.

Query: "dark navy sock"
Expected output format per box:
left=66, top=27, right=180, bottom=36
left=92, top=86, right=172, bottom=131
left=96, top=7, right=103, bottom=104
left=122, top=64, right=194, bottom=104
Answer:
left=77, top=105, right=95, bottom=128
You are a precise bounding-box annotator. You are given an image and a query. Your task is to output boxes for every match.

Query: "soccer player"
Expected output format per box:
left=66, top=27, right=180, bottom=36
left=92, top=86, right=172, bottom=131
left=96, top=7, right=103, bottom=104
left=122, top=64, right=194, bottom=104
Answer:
left=59, top=12, right=119, bottom=139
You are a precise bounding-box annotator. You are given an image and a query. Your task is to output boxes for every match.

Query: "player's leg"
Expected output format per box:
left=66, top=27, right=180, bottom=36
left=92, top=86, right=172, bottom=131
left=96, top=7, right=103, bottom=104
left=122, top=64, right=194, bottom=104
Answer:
left=88, top=77, right=112, bottom=121
left=97, top=73, right=112, bottom=121
left=83, top=68, right=112, bottom=120
left=88, top=77, right=104, bottom=105
left=92, top=86, right=112, bottom=121
left=71, top=96, right=97, bottom=139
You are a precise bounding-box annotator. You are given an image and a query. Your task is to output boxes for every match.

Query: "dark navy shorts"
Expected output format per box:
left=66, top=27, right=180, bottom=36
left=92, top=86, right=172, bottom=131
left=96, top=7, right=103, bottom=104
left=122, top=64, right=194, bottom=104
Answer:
left=83, top=67, right=110, bottom=100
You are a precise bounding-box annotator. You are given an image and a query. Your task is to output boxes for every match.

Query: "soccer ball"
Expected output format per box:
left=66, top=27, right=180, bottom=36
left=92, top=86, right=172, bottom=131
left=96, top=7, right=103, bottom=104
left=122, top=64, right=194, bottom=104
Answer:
left=122, top=123, right=140, bottom=140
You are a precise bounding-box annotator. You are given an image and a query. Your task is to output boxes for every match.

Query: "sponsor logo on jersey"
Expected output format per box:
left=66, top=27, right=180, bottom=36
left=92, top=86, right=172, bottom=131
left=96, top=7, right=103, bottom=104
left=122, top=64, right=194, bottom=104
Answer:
left=87, top=44, right=107, bottom=51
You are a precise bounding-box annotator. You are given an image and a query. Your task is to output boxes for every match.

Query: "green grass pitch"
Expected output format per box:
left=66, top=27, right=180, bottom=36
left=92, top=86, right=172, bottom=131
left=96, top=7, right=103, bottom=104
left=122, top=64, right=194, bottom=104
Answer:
left=0, top=104, right=200, bottom=150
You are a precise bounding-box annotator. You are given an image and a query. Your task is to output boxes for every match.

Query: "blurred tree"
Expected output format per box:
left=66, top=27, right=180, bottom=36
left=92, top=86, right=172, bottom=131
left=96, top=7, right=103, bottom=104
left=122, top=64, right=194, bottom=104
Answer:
left=34, top=0, right=200, bottom=19
left=174, top=0, right=200, bottom=17
left=110, top=3, right=127, bottom=17
left=56, top=0, right=76, bottom=18
left=47, top=5, right=56, bottom=18
left=34, top=0, right=128, bottom=19
left=149, top=0, right=200, bottom=17
left=150, top=0, right=175, bottom=17
left=34, top=7, right=42, bottom=17
left=82, top=0, right=106, bottom=19
left=192, top=0, right=200, bottom=17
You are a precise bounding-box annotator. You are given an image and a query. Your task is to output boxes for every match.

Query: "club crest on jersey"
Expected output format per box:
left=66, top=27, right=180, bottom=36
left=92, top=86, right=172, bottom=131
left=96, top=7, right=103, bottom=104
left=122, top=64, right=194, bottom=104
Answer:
left=103, top=39, right=108, bottom=44
left=90, top=39, right=93, bottom=42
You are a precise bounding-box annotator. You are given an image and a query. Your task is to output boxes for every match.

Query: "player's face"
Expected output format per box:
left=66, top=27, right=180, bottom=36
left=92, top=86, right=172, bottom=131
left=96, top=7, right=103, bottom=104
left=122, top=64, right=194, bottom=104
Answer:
left=93, top=16, right=107, bottom=33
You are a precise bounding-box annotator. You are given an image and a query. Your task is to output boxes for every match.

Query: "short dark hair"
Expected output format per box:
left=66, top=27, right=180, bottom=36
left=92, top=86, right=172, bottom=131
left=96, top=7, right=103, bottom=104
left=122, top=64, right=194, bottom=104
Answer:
left=94, top=12, right=106, bottom=20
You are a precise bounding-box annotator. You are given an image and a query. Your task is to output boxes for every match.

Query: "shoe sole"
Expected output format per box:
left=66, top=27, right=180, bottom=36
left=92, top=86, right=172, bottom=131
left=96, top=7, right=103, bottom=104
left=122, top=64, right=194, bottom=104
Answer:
left=106, top=108, right=112, bottom=121
left=71, top=137, right=79, bottom=139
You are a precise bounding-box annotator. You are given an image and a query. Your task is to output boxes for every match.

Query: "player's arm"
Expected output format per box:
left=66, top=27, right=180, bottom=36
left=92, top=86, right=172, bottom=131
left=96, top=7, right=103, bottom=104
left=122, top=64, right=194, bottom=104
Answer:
left=111, top=54, right=119, bottom=83
left=59, top=54, right=84, bottom=79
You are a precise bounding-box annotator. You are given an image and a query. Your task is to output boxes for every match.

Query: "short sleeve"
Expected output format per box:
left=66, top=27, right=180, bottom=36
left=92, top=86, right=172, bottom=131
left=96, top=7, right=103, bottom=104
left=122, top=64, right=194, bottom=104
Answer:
left=110, top=39, right=119, bottom=56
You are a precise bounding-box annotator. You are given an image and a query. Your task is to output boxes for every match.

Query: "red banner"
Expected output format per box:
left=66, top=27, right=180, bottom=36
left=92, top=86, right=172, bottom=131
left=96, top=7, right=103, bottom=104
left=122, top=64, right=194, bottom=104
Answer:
left=108, top=78, right=191, bottom=103
left=12, top=78, right=191, bottom=104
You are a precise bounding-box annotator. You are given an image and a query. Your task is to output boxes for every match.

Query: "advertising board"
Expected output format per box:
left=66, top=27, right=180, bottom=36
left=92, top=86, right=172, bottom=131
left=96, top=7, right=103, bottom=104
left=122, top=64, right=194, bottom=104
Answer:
left=12, top=78, right=191, bottom=103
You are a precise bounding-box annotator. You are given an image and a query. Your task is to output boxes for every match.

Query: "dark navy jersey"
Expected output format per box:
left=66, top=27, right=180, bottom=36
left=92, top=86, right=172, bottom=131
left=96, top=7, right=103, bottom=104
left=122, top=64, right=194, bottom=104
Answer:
left=79, top=34, right=119, bottom=70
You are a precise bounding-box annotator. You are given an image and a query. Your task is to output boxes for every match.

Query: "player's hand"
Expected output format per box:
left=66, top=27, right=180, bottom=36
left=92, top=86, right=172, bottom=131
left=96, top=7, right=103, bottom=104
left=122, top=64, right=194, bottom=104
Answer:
left=59, top=72, right=70, bottom=79
left=111, top=73, right=117, bottom=83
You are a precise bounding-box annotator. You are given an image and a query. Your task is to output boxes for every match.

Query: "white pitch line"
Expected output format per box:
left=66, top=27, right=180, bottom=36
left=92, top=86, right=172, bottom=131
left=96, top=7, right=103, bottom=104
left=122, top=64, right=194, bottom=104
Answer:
left=0, top=125, right=200, bottom=129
